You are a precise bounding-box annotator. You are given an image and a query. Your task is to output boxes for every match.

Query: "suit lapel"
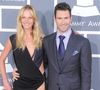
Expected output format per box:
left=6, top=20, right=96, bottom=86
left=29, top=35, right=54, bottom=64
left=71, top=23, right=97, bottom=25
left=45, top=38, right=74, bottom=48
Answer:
left=49, top=33, right=59, bottom=72
left=62, top=31, right=76, bottom=69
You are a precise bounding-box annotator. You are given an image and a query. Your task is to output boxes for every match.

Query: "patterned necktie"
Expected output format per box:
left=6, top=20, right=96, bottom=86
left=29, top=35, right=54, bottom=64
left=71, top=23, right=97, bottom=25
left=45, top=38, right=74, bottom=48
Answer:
left=58, top=35, right=65, bottom=58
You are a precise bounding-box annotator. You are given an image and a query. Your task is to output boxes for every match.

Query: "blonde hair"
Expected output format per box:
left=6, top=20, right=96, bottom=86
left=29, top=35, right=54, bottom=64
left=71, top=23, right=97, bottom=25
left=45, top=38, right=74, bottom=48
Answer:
left=16, top=5, right=43, bottom=50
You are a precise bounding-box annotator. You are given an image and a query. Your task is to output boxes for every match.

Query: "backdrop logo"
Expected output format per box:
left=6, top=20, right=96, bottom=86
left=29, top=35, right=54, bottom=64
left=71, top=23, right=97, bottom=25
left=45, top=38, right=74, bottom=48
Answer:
left=0, top=0, right=27, bottom=6
left=72, top=0, right=100, bottom=17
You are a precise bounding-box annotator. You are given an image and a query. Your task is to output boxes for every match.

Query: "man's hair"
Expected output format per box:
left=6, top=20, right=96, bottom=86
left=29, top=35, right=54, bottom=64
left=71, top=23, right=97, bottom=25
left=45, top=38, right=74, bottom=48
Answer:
left=54, top=2, right=71, bottom=17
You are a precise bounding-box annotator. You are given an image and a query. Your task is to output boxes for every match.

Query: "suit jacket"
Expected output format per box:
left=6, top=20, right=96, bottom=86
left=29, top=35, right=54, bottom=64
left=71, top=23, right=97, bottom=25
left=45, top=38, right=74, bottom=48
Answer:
left=43, top=30, right=92, bottom=90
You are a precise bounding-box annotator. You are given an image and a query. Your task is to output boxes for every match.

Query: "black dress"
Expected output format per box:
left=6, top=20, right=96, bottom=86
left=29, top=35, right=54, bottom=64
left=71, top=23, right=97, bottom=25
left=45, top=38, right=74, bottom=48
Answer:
left=10, top=34, right=44, bottom=90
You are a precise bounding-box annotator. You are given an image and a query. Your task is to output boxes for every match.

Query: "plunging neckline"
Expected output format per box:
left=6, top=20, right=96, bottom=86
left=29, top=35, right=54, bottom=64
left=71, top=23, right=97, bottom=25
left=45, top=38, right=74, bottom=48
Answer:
left=25, top=46, right=36, bottom=59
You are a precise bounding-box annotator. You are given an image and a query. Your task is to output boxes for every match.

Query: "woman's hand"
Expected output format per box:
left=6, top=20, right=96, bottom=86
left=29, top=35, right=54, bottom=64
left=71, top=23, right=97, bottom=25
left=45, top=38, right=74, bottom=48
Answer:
left=12, top=68, right=20, bottom=80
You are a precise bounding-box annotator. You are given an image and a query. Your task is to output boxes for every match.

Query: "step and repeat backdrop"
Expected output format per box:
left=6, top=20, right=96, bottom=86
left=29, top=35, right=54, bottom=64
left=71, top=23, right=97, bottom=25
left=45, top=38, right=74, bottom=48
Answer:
left=0, top=0, right=100, bottom=90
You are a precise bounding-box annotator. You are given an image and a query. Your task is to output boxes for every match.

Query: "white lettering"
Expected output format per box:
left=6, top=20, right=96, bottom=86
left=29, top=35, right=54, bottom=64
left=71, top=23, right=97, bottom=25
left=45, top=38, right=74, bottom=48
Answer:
left=71, top=21, right=86, bottom=26
left=88, top=21, right=100, bottom=27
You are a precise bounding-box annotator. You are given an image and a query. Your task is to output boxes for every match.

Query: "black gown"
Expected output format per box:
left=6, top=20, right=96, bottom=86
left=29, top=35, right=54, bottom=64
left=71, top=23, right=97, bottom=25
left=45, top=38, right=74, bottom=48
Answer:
left=10, top=34, right=44, bottom=90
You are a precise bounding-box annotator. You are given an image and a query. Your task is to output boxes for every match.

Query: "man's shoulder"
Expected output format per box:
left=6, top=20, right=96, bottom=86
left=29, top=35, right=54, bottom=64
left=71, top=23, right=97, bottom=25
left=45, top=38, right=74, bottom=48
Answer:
left=73, top=31, right=87, bottom=40
left=73, top=31, right=90, bottom=44
left=44, top=32, right=56, bottom=39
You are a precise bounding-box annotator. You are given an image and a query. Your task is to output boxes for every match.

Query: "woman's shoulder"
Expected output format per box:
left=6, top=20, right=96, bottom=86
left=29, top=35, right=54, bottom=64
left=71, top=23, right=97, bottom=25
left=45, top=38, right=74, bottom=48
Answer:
left=9, top=34, right=16, bottom=39
left=9, top=34, right=16, bottom=42
left=9, top=34, right=16, bottom=49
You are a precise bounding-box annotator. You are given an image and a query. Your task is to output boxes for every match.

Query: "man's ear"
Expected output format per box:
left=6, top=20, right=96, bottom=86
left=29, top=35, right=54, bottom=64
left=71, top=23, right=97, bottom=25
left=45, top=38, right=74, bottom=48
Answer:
left=75, top=31, right=80, bottom=35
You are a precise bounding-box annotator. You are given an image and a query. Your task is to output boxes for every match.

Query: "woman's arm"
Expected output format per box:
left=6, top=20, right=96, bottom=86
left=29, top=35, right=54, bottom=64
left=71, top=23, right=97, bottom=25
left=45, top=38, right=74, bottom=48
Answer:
left=0, top=39, right=12, bottom=90
left=39, top=61, right=44, bottom=74
left=37, top=82, right=45, bottom=90
left=37, top=61, right=45, bottom=90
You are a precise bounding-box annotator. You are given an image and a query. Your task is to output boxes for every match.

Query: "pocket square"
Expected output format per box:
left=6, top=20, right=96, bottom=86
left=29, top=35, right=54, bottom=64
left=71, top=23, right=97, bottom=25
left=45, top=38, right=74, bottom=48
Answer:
left=72, top=51, right=79, bottom=56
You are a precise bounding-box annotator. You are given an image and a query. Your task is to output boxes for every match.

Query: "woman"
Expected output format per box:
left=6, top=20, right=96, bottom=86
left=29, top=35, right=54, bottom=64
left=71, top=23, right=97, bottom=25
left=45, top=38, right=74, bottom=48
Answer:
left=0, top=5, right=45, bottom=90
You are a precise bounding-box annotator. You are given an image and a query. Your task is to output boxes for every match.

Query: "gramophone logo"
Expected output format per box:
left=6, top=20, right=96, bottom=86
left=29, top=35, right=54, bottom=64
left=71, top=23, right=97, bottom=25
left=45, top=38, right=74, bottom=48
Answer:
left=72, top=0, right=100, bottom=17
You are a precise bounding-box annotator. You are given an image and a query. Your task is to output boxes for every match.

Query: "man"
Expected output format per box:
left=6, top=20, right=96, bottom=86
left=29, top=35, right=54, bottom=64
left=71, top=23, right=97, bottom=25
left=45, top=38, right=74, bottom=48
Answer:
left=43, top=2, right=92, bottom=90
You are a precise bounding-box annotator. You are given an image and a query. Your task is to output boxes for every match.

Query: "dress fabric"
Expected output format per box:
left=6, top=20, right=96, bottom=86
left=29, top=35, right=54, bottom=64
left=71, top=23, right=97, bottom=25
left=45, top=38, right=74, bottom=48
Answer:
left=10, top=34, right=44, bottom=90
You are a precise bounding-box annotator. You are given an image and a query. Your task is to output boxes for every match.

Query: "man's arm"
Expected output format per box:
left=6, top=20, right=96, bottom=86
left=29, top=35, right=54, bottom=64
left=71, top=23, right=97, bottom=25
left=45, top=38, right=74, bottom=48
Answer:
left=80, top=39, right=92, bottom=90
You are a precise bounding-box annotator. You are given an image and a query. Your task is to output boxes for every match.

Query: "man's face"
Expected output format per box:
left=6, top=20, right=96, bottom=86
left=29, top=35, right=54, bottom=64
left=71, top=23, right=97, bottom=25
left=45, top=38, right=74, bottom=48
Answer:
left=55, top=10, right=72, bottom=33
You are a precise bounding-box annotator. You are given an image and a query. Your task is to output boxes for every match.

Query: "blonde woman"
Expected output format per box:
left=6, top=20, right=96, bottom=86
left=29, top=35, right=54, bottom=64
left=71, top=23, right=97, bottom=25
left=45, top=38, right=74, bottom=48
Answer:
left=0, top=5, right=45, bottom=90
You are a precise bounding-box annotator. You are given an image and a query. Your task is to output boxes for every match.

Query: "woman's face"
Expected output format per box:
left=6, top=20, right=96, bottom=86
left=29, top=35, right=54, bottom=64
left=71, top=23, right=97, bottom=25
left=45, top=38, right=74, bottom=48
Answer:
left=21, top=9, right=34, bottom=31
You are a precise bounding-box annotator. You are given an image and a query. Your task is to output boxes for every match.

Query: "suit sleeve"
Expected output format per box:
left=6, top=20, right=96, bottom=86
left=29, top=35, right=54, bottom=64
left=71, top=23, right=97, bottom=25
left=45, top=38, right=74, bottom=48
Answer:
left=42, top=38, right=48, bottom=89
left=80, top=39, right=92, bottom=90
left=42, top=38, right=48, bottom=69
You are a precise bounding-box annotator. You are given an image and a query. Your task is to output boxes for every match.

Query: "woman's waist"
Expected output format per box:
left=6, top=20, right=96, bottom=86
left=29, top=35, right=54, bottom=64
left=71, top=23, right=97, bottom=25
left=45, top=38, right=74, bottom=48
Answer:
left=13, top=75, right=44, bottom=89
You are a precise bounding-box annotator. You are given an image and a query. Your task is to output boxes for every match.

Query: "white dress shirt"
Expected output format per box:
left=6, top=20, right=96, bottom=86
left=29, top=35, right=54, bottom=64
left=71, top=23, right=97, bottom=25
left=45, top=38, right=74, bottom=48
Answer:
left=56, top=28, right=72, bottom=50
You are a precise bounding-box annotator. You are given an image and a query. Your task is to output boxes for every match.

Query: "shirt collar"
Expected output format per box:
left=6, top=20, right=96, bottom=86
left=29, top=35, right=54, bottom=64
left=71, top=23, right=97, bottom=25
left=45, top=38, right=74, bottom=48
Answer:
left=56, top=27, right=72, bottom=39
